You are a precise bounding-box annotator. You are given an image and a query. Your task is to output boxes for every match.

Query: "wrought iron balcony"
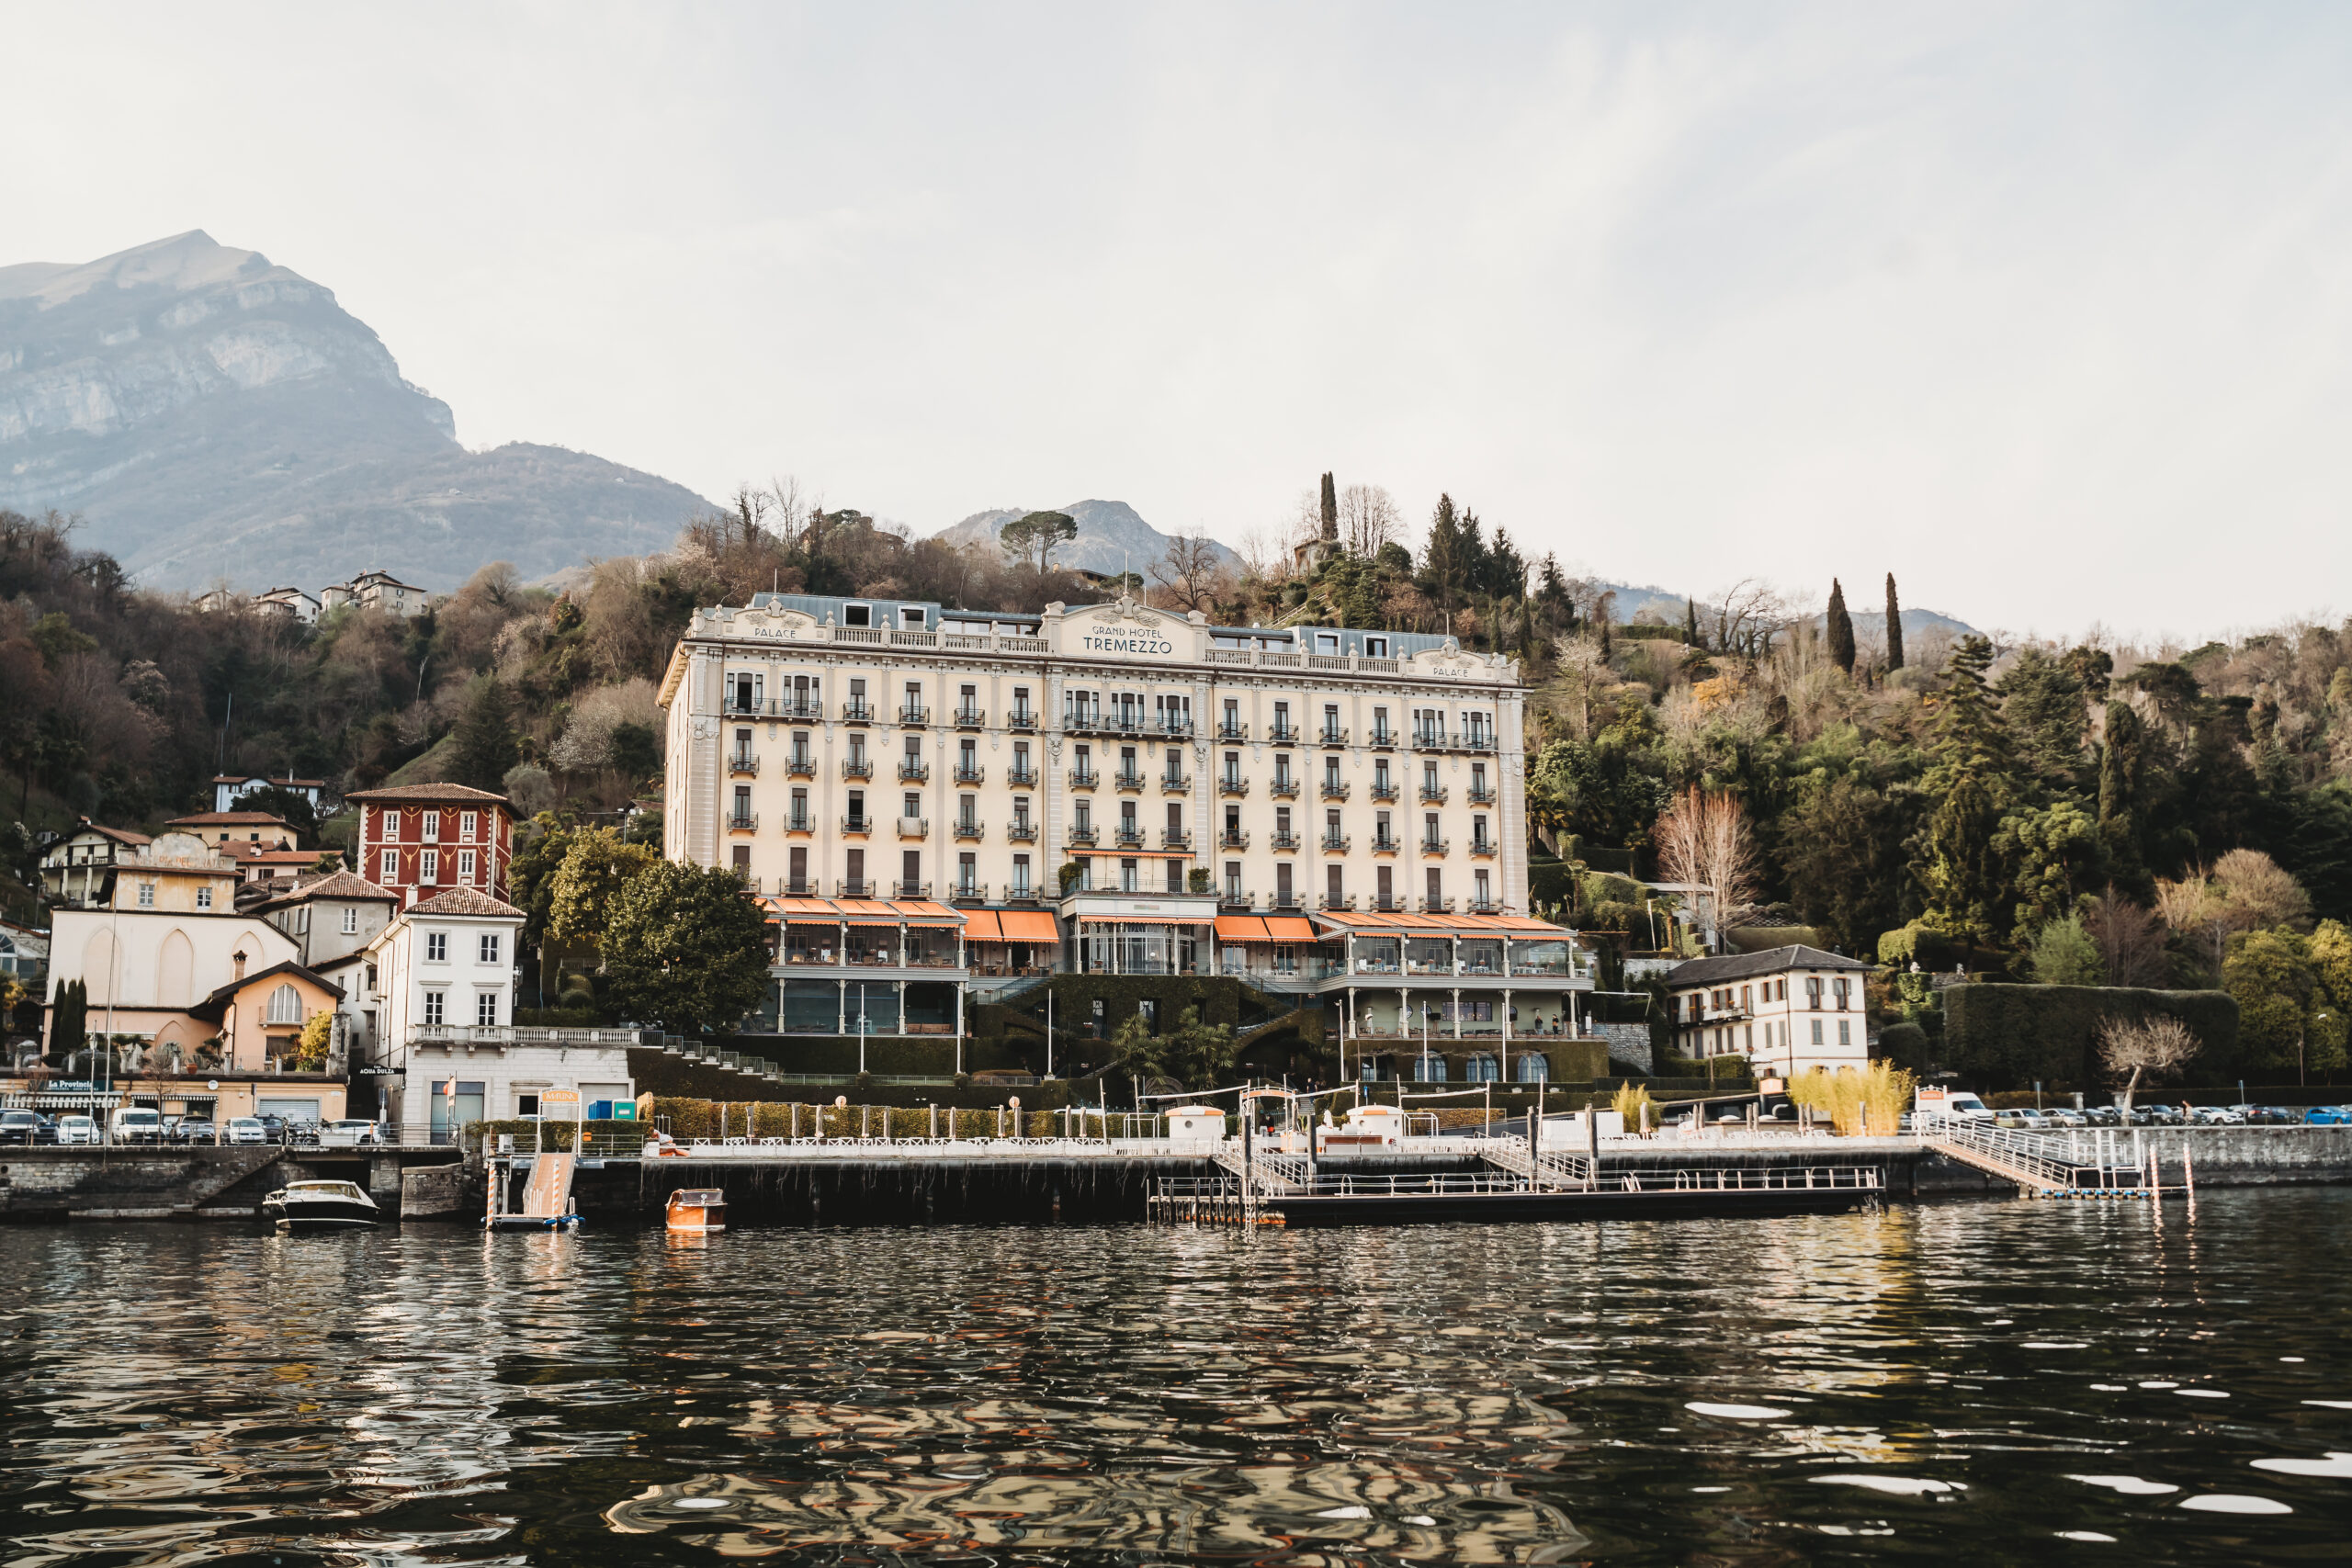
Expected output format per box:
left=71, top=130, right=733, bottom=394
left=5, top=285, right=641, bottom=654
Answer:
left=896, top=881, right=932, bottom=899
left=1372, top=834, right=1399, bottom=854
left=1420, top=894, right=1454, bottom=913
left=728, top=753, right=760, bottom=775
left=1219, top=774, right=1250, bottom=796
left=1269, top=890, right=1305, bottom=910
left=1216, top=721, right=1249, bottom=741
left=899, top=705, right=930, bottom=726
left=838, top=878, right=876, bottom=898
left=1470, top=838, right=1496, bottom=858
left=1219, top=887, right=1255, bottom=908
left=727, top=812, right=757, bottom=831
left=842, top=759, right=873, bottom=780
left=1007, top=820, right=1039, bottom=842
left=842, top=701, right=875, bottom=723
left=786, top=814, right=813, bottom=835
left=1371, top=728, right=1396, bottom=750
left=899, top=760, right=930, bottom=783
left=1466, top=897, right=1500, bottom=914
left=841, top=816, right=873, bottom=836
left=897, top=817, right=930, bottom=839
left=1114, top=825, right=1147, bottom=848
left=1421, top=837, right=1450, bottom=855
left=1321, top=833, right=1351, bottom=853
left=1320, top=779, right=1351, bottom=801
left=1069, top=768, right=1098, bottom=789
left=1419, top=784, right=1449, bottom=804
left=1066, top=825, right=1099, bottom=847
left=1369, top=782, right=1399, bottom=803
left=1158, top=717, right=1193, bottom=738
left=1270, top=830, right=1300, bottom=852
left=1467, top=784, right=1497, bottom=805
left=1161, top=829, right=1193, bottom=851
left=1413, top=729, right=1447, bottom=750
left=786, top=753, right=816, bottom=777
left=1114, top=770, right=1144, bottom=791
left=1370, top=895, right=1407, bottom=912
left=1268, top=723, right=1298, bottom=745
left=951, top=880, right=987, bottom=902
left=1319, top=894, right=1356, bottom=911
left=1008, top=765, right=1038, bottom=787
left=1319, top=727, right=1348, bottom=747
left=954, top=818, right=985, bottom=840
left=780, top=698, right=822, bottom=720
left=1160, top=772, right=1190, bottom=792
left=1270, top=777, right=1300, bottom=799
left=1008, top=708, right=1037, bottom=731
left=955, top=763, right=986, bottom=784
left=1219, top=829, right=1250, bottom=850
left=954, top=706, right=985, bottom=728
left=1457, top=732, right=1498, bottom=753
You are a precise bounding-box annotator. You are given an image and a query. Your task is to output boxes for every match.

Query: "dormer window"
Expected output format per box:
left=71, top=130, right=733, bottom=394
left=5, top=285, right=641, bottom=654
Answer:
left=844, top=604, right=872, bottom=627
left=901, top=607, right=925, bottom=628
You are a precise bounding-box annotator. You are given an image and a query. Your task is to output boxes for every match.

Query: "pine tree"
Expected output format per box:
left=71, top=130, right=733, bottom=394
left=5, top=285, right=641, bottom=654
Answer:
left=449, top=677, right=519, bottom=793
left=1826, top=579, right=1856, bottom=674
left=1883, top=573, right=1905, bottom=671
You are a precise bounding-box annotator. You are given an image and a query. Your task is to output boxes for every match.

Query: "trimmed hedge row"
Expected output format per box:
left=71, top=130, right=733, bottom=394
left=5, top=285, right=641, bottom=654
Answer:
left=1942, top=984, right=2242, bottom=1089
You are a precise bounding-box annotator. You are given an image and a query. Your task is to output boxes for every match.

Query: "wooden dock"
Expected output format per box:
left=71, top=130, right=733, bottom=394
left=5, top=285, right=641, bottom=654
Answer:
left=1147, top=1163, right=1884, bottom=1225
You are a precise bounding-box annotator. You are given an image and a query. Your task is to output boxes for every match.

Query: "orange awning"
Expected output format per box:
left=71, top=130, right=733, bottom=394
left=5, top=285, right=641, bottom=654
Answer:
left=1214, top=915, right=1271, bottom=941
left=890, top=900, right=965, bottom=926
left=1313, top=910, right=1376, bottom=929
left=1263, top=916, right=1319, bottom=942
left=776, top=897, right=843, bottom=925
left=996, top=910, right=1060, bottom=942
left=1077, top=914, right=1201, bottom=925
left=837, top=899, right=899, bottom=922
left=961, top=909, right=1004, bottom=940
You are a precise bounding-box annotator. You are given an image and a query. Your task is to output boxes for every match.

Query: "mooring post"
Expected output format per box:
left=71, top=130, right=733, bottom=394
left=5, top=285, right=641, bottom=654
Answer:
left=1587, top=1096, right=1600, bottom=1190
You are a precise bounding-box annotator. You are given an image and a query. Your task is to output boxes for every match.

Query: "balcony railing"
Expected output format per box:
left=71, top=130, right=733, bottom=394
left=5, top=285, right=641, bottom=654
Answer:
left=1270, top=890, right=1305, bottom=910
left=1420, top=895, right=1454, bottom=913
left=1004, top=884, right=1041, bottom=903
left=728, top=812, right=757, bottom=831
left=1371, top=728, right=1396, bottom=750
left=1469, top=839, right=1496, bottom=858
left=955, top=763, right=986, bottom=784
left=951, top=881, right=986, bottom=901
left=1158, top=717, right=1193, bottom=738
left=841, top=816, right=873, bottom=836
left=1269, top=724, right=1298, bottom=744
left=1270, top=830, right=1300, bottom=851
left=786, top=815, right=813, bottom=835
left=1219, top=775, right=1250, bottom=795
left=1070, top=768, right=1098, bottom=789
left=1319, top=727, right=1348, bottom=747
left=897, top=817, right=930, bottom=839
left=1458, top=732, right=1497, bottom=753
left=1466, top=897, right=1500, bottom=914
left=1219, top=887, right=1254, bottom=908
left=954, top=706, right=984, bottom=728
left=1008, top=708, right=1037, bottom=730
left=1370, top=895, right=1407, bottom=913
left=842, top=702, right=875, bottom=723
left=786, top=754, right=817, bottom=777
left=1219, top=829, right=1250, bottom=850
left=1161, top=829, right=1193, bottom=851
left=1007, top=821, right=1038, bottom=842
left=1414, top=730, right=1446, bottom=750
left=1370, top=782, right=1399, bottom=802
left=1422, top=838, right=1449, bottom=855
left=954, top=818, right=984, bottom=840
left=1419, top=784, right=1449, bottom=804
left=1067, top=824, right=1100, bottom=847
left=837, top=879, right=876, bottom=897
left=1008, top=765, right=1038, bottom=787
left=1114, top=771, right=1144, bottom=791
left=1319, top=894, right=1356, bottom=911
left=775, top=879, right=815, bottom=897
left=842, top=759, right=873, bottom=780
left=1160, top=772, right=1189, bottom=791
left=1270, top=777, right=1300, bottom=799
left=899, top=705, right=930, bottom=726
left=1467, top=784, right=1497, bottom=805
left=895, top=881, right=931, bottom=899
left=779, top=698, right=822, bottom=721
left=1217, top=721, right=1249, bottom=741
left=729, top=753, right=760, bottom=775
left=1372, top=835, right=1399, bottom=854
left=1321, top=780, right=1351, bottom=801
left=1063, top=710, right=1102, bottom=733
left=1322, top=833, right=1351, bottom=853
left=1114, top=825, right=1147, bottom=848
left=899, top=761, right=930, bottom=782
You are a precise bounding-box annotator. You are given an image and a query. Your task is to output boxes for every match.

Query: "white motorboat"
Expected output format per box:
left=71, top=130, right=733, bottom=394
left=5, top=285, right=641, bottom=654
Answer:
left=262, top=1179, right=381, bottom=1233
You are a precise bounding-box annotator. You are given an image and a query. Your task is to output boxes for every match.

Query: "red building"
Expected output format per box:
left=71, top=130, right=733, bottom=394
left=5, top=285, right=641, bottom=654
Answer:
left=345, top=784, right=514, bottom=908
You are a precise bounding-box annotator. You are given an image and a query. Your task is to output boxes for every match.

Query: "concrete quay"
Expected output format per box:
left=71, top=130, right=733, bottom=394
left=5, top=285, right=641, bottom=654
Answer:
left=0, top=1145, right=461, bottom=1223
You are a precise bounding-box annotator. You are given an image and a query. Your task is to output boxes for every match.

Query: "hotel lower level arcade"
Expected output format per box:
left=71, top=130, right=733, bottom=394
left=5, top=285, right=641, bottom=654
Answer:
left=738, top=887, right=1600, bottom=1085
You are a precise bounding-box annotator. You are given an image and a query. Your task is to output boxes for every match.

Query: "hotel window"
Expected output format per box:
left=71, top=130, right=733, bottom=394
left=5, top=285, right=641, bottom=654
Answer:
left=1365, top=637, right=1387, bottom=657
left=1224, top=861, right=1241, bottom=896
left=424, top=988, right=447, bottom=1027
left=342, top=907, right=357, bottom=934
left=902, top=850, right=922, bottom=889
left=1426, top=867, right=1442, bottom=903
left=380, top=850, right=398, bottom=883
left=1012, top=854, right=1032, bottom=895
left=421, top=849, right=439, bottom=883
left=197, top=886, right=212, bottom=910
left=480, top=932, right=502, bottom=964
left=904, top=793, right=922, bottom=818
left=1221, top=698, right=1239, bottom=732
left=959, top=793, right=978, bottom=827
left=957, top=852, right=977, bottom=892
left=1474, top=870, right=1491, bottom=905
left=423, top=810, right=441, bottom=841
left=1075, top=799, right=1092, bottom=831
left=476, top=990, right=499, bottom=1028
left=844, top=604, right=871, bottom=627
left=729, top=670, right=762, bottom=709
left=1120, top=858, right=1139, bottom=892
left=1074, top=856, right=1092, bottom=890
left=1166, top=859, right=1182, bottom=893
left=460, top=811, right=479, bottom=840
left=458, top=849, right=478, bottom=884
left=425, top=932, right=448, bottom=963
left=1272, top=700, right=1291, bottom=735
left=1473, top=816, right=1488, bottom=850
left=846, top=789, right=865, bottom=826
left=1012, top=686, right=1032, bottom=722
left=137, top=880, right=154, bottom=908
left=1422, top=761, right=1440, bottom=792
left=732, top=844, right=752, bottom=879
left=1326, top=864, right=1343, bottom=901
left=904, top=681, right=922, bottom=712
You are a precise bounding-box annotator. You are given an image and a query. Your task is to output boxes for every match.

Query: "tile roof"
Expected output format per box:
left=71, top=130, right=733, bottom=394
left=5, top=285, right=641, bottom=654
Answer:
left=343, top=783, right=511, bottom=805
left=167, top=810, right=298, bottom=829
left=188, top=960, right=346, bottom=1020
left=70, top=821, right=153, bottom=848
left=1664, top=944, right=1871, bottom=987
left=408, top=886, right=525, bottom=919
left=255, top=871, right=400, bottom=908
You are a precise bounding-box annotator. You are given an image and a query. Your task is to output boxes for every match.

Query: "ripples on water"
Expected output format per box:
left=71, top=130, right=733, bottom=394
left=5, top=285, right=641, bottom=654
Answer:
left=0, top=1190, right=2347, bottom=1564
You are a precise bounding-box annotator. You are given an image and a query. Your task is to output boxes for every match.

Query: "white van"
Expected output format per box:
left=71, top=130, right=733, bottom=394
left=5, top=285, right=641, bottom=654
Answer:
left=108, top=1106, right=165, bottom=1145
left=1915, top=1088, right=1992, bottom=1124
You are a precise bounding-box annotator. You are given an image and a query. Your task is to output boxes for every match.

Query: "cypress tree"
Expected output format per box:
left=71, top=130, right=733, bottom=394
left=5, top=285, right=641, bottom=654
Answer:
left=2098, top=700, right=2146, bottom=887
left=1685, top=597, right=1700, bottom=649
left=1318, top=472, right=1338, bottom=543
left=50, top=977, right=85, bottom=1066
left=1826, top=579, right=1856, bottom=673
left=1883, top=572, right=1905, bottom=671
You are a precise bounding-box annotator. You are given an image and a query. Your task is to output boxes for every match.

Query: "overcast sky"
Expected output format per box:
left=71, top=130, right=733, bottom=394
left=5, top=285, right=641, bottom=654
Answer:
left=9, top=3, right=2352, bottom=640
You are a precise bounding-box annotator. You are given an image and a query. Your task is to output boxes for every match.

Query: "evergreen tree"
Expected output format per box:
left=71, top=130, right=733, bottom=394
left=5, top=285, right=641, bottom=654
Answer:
left=602, top=860, right=774, bottom=1036
left=49, top=977, right=85, bottom=1066
left=1318, top=472, right=1338, bottom=543
left=1826, top=579, right=1856, bottom=674
left=449, top=677, right=518, bottom=792
left=1917, top=635, right=2014, bottom=945
left=1684, top=597, right=1700, bottom=649
left=2098, top=700, right=2146, bottom=890
left=1883, top=573, right=1905, bottom=671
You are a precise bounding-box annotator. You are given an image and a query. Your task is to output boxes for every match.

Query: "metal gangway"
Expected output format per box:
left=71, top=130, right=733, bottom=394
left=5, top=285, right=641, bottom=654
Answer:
left=1926, top=1118, right=2180, bottom=1200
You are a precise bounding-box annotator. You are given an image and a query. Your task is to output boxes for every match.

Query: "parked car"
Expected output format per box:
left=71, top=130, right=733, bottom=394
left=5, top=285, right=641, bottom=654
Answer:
left=0, top=1109, right=45, bottom=1145
left=255, top=1114, right=288, bottom=1145
left=318, top=1119, right=381, bottom=1147
left=176, top=1119, right=219, bottom=1145
left=54, top=1114, right=100, bottom=1145
left=2083, top=1105, right=2122, bottom=1126
left=1994, top=1109, right=2048, bottom=1131
left=2188, top=1105, right=2238, bottom=1126
left=225, top=1117, right=268, bottom=1145
left=2041, top=1107, right=2087, bottom=1128
left=2305, top=1105, right=2352, bottom=1125
left=2246, top=1106, right=2301, bottom=1126
left=108, top=1106, right=166, bottom=1145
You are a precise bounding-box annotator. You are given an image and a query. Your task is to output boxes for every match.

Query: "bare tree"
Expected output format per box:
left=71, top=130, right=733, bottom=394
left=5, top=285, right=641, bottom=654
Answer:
left=1148, top=532, right=1226, bottom=614
left=1704, top=579, right=1795, bottom=659
left=2212, top=847, right=2312, bottom=931
left=2096, top=1014, right=2200, bottom=1111
left=1339, top=483, right=1404, bottom=558
left=2085, top=886, right=2172, bottom=987
left=1652, top=788, right=1761, bottom=948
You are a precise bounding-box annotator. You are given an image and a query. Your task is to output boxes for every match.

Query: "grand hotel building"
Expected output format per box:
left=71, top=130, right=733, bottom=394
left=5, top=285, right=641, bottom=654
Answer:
left=660, top=592, right=1592, bottom=1076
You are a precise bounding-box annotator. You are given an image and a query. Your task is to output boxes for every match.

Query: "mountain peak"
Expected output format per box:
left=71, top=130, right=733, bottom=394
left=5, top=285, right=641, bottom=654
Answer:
left=0, top=229, right=274, bottom=308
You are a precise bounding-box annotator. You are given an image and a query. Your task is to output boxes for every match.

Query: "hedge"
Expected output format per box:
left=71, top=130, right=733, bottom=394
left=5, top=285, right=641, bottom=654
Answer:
left=1876, top=1021, right=1929, bottom=1072
left=1877, top=922, right=1956, bottom=971
left=1942, top=984, right=2242, bottom=1089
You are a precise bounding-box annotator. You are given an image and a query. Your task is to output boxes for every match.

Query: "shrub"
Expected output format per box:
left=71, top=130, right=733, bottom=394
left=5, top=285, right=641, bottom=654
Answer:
left=1878, top=921, right=1955, bottom=972
left=1788, top=1062, right=1914, bottom=1135
left=1942, top=983, right=2240, bottom=1089
left=1875, top=1020, right=1928, bottom=1071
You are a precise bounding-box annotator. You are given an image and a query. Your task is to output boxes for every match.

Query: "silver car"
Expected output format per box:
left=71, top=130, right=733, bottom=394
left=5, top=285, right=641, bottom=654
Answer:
left=225, top=1117, right=268, bottom=1145
left=317, top=1119, right=382, bottom=1147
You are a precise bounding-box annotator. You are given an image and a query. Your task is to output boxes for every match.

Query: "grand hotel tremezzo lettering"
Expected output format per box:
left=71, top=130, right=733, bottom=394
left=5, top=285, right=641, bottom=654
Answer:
left=659, top=591, right=1533, bottom=920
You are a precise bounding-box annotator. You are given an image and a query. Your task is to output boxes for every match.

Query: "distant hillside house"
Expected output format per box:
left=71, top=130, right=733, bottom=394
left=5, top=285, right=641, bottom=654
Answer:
left=209, top=774, right=325, bottom=813
left=345, top=784, right=515, bottom=907
left=322, top=570, right=431, bottom=618
left=1664, top=944, right=1872, bottom=1078
left=253, top=586, right=322, bottom=624
left=39, top=820, right=155, bottom=910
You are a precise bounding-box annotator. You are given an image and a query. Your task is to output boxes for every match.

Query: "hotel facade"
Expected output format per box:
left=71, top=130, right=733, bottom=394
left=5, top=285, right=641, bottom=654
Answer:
left=661, top=592, right=1594, bottom=1080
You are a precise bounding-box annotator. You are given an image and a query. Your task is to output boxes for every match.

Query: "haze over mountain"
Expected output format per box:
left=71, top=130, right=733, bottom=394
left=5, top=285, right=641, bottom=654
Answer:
left=0, top=231, right=711, bottom=592
left=933, top=499, right=1238, bottom=581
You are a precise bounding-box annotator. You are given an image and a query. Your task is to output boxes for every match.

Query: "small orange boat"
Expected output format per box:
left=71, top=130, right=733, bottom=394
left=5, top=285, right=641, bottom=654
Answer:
left=665, top=1188, right=727, bottom=1234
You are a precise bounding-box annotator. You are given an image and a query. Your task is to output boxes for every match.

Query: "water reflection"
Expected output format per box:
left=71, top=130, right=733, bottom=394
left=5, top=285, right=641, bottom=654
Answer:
left=0, top=1193, right=2346, bottom=1564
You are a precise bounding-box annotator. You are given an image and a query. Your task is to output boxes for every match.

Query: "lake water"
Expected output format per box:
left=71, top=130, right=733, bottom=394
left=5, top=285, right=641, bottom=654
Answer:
left=1, top=1190, right=2347, bottom=1564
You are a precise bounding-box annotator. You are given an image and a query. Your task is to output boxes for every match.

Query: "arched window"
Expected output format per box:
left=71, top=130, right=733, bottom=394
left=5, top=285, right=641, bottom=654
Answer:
left=266, top=984, right=302, bottom=1025
left=1515, top=1054, right=1550, bottom=1083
